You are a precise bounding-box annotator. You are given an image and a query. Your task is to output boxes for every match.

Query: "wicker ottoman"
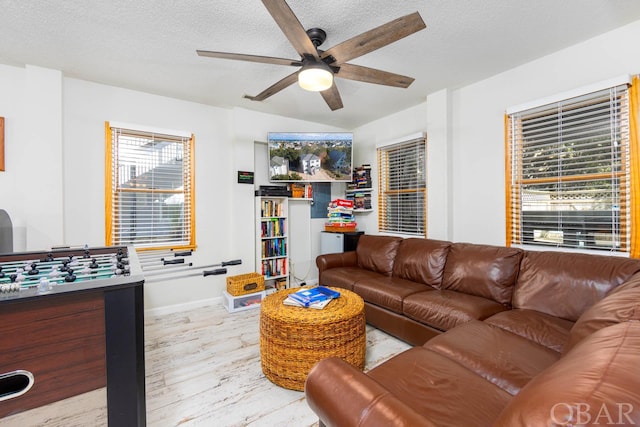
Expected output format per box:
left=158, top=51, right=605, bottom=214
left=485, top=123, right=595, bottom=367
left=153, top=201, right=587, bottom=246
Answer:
left=260, top=287, right=366, bottom=391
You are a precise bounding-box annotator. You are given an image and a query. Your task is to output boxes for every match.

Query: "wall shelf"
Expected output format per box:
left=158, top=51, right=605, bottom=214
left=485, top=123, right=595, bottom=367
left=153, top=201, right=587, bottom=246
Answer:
left=346, top=164, right=373, bottom=211
left=345, top=188, right=373, bottom=194
left=345, top=188, right=372, bottom=212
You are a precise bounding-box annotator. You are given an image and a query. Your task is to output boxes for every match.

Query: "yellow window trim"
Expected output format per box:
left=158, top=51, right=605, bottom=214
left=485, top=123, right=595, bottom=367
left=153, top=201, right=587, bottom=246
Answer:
left=104, top=121, right=196, bottom=251
left=630, top=76, right=640, bottom=258
left=505, top=79, right=638, bottom=255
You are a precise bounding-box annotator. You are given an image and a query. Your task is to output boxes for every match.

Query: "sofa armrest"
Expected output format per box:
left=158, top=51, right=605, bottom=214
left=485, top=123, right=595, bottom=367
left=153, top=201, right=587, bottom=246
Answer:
left=305, top=357, right=436, bottom=427
left=316, top=251, right=358, bottom=285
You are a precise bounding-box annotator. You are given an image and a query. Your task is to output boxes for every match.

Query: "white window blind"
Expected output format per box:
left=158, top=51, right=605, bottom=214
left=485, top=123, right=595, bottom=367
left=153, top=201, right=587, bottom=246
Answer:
left=106, top=124, right=195, bottom=249
left=507, top=84, right=630, bottom=253
left=377, top=136, right=427, bottom=236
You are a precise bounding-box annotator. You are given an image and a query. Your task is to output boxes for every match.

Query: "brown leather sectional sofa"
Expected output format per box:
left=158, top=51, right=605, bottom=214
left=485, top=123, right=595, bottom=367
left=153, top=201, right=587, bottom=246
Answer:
left=305, top=234, right=640, bottom=426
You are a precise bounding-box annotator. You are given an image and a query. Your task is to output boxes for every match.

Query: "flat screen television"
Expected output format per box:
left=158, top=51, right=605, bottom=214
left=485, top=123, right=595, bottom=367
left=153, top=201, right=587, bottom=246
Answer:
left=268, top=132, right=353, bottom=182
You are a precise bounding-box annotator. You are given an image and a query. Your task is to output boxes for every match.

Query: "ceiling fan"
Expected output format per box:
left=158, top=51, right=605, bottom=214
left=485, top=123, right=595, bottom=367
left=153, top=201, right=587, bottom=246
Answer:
left=197, top=0, right=426, bottom=111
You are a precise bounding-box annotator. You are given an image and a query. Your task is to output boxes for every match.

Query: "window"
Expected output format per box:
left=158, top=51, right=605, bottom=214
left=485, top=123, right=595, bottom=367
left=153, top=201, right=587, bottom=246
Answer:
left=377, top=135, right=427, bottom=236
left=506, top=77, right=640, bottom=256
left=105, top=122, right=195, bottom=250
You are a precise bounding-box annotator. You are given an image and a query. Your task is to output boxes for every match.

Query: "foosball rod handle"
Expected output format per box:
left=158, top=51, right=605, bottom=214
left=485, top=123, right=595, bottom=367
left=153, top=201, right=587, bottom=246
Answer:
left=203, top=268, right=227, bottom=276
left=171, top=251, right=193, bottom=257
left=220, top=259, right=242, bottom=267
left=163, top=259, right=186, bottom=265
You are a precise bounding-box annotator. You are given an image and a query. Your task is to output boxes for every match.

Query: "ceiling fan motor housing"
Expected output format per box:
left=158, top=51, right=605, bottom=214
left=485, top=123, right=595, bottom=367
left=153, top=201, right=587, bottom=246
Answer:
left=306, top=28, right=327, bottom=48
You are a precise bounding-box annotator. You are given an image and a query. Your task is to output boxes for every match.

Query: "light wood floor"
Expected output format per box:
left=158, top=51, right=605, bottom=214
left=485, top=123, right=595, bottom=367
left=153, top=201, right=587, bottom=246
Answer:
left=2, top=299, right=410, bottom=426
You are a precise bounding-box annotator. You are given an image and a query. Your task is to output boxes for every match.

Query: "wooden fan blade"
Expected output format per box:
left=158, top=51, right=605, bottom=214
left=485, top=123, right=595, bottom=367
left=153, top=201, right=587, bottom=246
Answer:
left=336, top=63, right=415, bottom=88
left=320, top=84, right=344, bottom=111
left=196, top=50, right=302, bottom=67
left=261, top=0, right=320, bottom=59
left=244, top=71, right=299, bottom=102
left=321, top=12, right=426, bottom=64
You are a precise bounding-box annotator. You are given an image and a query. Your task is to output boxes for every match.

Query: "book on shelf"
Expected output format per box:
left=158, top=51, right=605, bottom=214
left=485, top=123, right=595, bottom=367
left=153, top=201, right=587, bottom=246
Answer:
left=261, top=199, right=285, bottom=217
left=262, top=238, right=287, bottom=258
left=285, top=286, right=341, bottom=308
left=289, top=183, right=314, bottom=199
left=261, top=218, right=286, bottom=237
left=346, top=191, right=372, bottom=210
left=347, top=164, right=372, bottom=190
left=261, top=258, right=287, bottom=277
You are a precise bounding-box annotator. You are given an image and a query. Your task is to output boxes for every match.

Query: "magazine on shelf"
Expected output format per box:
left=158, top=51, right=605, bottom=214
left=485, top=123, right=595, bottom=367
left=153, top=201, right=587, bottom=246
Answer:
left=285, top=286, right=341, bottom=308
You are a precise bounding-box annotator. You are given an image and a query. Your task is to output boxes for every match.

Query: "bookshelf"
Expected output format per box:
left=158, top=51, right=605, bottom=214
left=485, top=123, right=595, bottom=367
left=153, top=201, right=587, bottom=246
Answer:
left=346, top=164, right=373, bottom=212
left=256, top=196, right=289, bottom=290
left=345, top=188, right=372, bottom=212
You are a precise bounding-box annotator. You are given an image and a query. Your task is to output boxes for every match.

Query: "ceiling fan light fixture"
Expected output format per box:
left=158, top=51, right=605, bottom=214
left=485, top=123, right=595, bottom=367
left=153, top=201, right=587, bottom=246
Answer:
left=298, top=62, right=333, bottom=92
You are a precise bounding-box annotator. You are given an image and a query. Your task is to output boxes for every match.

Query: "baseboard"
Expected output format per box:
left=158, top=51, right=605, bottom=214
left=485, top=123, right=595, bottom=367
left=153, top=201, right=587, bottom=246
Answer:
left=144, top=280, right=319, bottom=316
left=145, top=296, right=222, bottom=317
left=290, top=278, right=319, bottom=288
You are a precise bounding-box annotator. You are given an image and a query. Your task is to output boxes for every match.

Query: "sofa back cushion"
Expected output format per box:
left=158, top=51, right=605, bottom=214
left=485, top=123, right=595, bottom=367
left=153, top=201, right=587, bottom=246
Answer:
left=392, top=238, right=451, bottom=288
left=564, top=286, right=640, bottom=354
left=494, top=321, right=640, bottom=427
left=513, top=251, right=640, bottom=322
left=356, top=235, right=403, bottom=276
left=607, top=271, right=640, bottom=296
left=440, top=243, right=523, bottom=306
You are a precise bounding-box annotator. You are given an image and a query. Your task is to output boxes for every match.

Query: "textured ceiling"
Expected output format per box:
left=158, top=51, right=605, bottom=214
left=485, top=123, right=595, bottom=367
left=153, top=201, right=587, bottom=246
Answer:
left=1, top=1, right=640, bottom=128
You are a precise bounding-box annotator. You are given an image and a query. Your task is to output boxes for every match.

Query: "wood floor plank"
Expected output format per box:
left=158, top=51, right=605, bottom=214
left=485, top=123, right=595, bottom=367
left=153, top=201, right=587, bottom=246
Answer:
left=1, top=299, right=410, bottom=426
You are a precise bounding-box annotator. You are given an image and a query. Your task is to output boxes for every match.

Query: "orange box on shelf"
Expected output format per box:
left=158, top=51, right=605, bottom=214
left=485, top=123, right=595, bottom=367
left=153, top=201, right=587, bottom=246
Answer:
left=325, top=224, right=357, bottom=233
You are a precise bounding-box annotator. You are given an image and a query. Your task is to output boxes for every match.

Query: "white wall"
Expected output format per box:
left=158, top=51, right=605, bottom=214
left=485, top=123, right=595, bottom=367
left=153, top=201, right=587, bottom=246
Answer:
left=0, top=65, right=63, bottom=250
left=354, top=19, right=640, bottom=247
left=352, top=97, right=452, bottom=241
left=0, top=64, right=344, bottom=309
left=63, top=78, right=236, bottom=308
left=450, top=19, right=640, bottom=245
left=0, top=64, right=26, bottom=250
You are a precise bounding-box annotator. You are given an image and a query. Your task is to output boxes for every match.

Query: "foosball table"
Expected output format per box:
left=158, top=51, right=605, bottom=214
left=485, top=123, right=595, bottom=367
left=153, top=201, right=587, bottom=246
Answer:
left=0, top=245, right=146, bottom=426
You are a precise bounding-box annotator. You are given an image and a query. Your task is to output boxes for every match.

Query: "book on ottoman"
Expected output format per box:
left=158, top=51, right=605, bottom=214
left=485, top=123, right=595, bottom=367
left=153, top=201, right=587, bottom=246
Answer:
left=285, top=286, right=340, bottom=308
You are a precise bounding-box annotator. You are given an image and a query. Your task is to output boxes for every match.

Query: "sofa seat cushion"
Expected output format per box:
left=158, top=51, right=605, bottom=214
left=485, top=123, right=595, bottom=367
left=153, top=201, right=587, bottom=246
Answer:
left=424, top=321, right=560, bottom=396
left=367, top=347, right=512, bottom=427
left=353, top=276, right=432, bottom=314
left=564, top=286, right=640, bottom=354
left=391, top=238, right=451, bottom=288
left=494, top=321, right=640, bottom=426
left=356, top=235, right=403, bottom=276
left=484, top=309, right=573, bottom=353
left=403, top=290, right=508, bottom=331
left=305, top=357, right=437, bottom=427
left=320, top=267, right=385, bottom=291
left=441, top=243, right=523, bottom=306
